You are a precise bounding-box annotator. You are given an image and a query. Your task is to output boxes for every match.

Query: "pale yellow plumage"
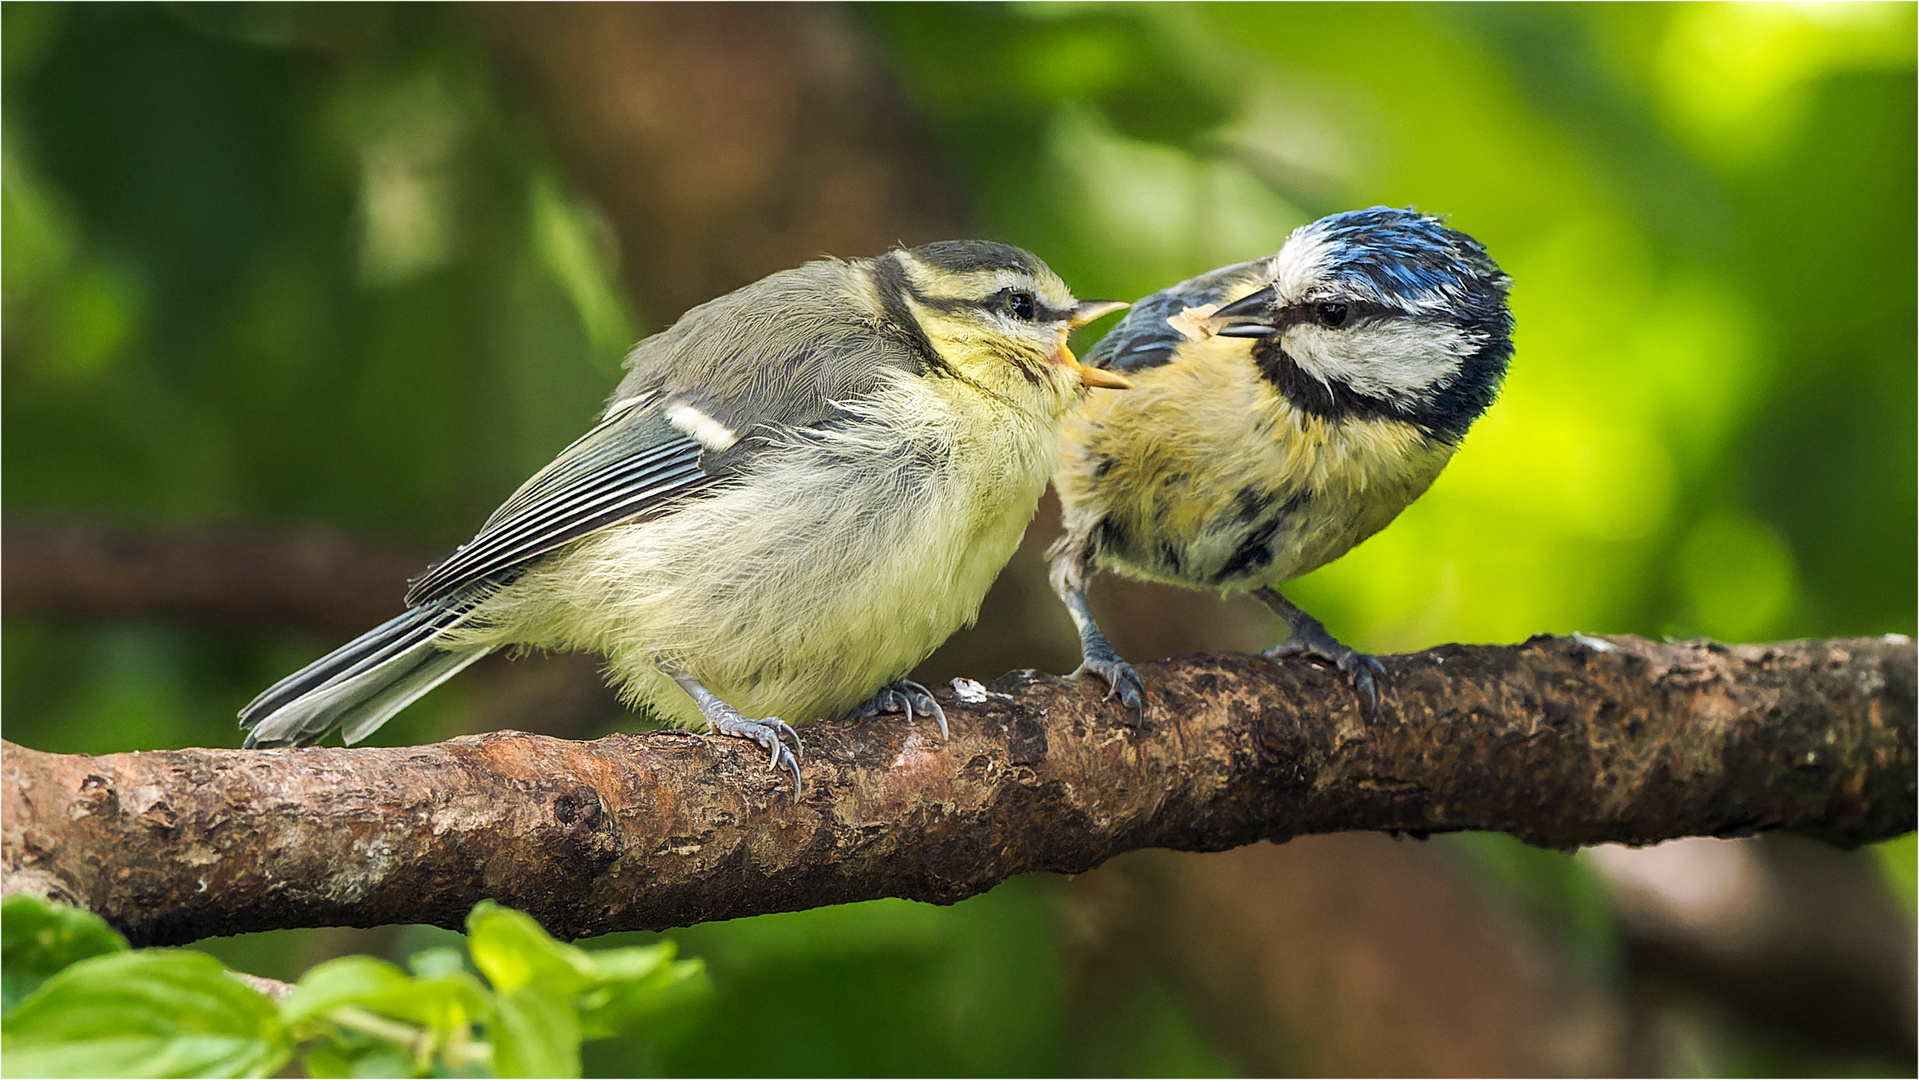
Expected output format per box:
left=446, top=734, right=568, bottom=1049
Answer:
left=449, top=367, right=1070, bottom=729
left=240, top=240, right=1129, bottom=765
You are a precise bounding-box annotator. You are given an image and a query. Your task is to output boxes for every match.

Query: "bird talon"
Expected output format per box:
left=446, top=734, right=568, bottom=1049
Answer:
left=1075, top=659, right=1145, bottom=719
left=854, top=679, right=949, bottom=740
left=1265, top=638, right=1384, bottom=719
left=767, top=716, right=803, bottom=757
left=704, top=712, right=803, bottom=794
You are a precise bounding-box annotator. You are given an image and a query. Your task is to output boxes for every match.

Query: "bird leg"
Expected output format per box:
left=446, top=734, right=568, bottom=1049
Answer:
left=1048, top=530, right=1144, bottom=715
left=852, top=678, right=948, bottom=740
left=1062, top=583, right=1145, bottom=715
left=661, top=665, right=802, bottom=790
left=1253, top=586, right=1385, bottom=717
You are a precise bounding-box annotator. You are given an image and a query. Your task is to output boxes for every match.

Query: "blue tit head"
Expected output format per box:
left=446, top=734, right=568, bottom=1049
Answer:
left=1211, top=206, right=1513, bottom=439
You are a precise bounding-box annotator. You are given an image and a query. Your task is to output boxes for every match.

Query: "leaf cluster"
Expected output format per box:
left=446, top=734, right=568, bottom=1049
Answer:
left=0, top=895, right=709, bottom=1079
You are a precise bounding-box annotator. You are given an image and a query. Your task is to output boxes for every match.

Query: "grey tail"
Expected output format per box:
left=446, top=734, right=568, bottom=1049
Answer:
left=239, top=600, right=490, bottom=748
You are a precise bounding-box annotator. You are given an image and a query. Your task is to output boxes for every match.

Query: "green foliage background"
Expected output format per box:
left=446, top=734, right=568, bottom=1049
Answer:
left=3, top=3, right=1913, bottom=1076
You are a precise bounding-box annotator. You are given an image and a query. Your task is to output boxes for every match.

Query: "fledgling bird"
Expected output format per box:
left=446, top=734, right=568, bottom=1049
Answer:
left=1049, top=207, right=1513, bottom=713
left=241, top=240, right=1131, bottom=785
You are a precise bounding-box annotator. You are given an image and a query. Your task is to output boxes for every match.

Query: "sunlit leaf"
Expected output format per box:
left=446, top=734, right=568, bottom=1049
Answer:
left=1, top=950, right=291, bottom=1079
left=285, top=954, right=490, bottom=1035
left=490, top=985, right=581, bottom=1079
left=0, top=894, right=127, bottom=1013
left=576, top=957, right=712, bottom=1041
left=466, top=900, right=596, bottom=997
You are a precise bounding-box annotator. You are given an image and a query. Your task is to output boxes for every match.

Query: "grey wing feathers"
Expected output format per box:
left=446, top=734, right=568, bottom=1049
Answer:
left=1085, top=257, right=1272, bottom=374
left=404, top=398, right=713, bottom=606
left=242, top=259, right=911, bottom=748
left=239, top=599, right=485, bottom=747
left=242, top=399, right=716, bottom=748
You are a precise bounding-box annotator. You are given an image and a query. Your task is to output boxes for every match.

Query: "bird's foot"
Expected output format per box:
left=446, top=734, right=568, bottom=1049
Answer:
left=706, top=710, right=802, bottom=791
left=1264, top=632, right=1386, bottom=717
left=1072, top=647, right=1144, bottom=717
left=854, top=679, right=948, bottom=740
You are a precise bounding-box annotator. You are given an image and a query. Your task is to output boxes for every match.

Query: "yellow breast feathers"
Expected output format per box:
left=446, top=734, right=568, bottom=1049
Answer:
left=1057, top=334, right=1457, bottom=591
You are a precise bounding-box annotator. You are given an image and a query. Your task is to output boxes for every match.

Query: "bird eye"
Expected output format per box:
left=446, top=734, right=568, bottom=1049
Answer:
left=1007, top=290, right=1038, bottom=321
left=1316, top=302, right=1350, bottom=328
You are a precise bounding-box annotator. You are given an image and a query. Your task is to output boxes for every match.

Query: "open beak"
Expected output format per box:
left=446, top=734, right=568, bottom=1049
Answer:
left=1206, top=285, right=1279, bottom=338
left=1064, top=299, right=1133, bottom=388
left=1070, top=299, right=1130, bottom=329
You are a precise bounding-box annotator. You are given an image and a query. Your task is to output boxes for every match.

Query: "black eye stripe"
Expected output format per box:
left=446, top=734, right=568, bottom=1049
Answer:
left=985, top=287, right=1073, bottom=324
left=902, top=281, right=1072, bottom=324
left=1273, top=298, right=1398, bottom=329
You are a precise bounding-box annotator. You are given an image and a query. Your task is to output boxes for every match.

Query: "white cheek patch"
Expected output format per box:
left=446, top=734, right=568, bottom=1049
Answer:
left=1268, top=229, right=1331, bottom=302
left=1283, top=320, right=1475, bottom=401
left=666, top=401, right=740, bottom=452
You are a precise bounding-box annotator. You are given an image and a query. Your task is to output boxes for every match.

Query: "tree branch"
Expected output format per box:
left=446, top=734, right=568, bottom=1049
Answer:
left=2, top=519, right=428, bottom=639
left=4, top=635, right=1910, bottom=946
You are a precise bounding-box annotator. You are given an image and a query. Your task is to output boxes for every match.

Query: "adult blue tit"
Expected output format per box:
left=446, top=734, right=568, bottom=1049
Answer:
left=1049, top=207, right=1513, bottom=714
left=242, top=240, right=1131, bottom=786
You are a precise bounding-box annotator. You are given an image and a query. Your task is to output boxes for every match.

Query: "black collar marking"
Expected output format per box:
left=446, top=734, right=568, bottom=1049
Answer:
left=871, top=257, right=959, bottom=379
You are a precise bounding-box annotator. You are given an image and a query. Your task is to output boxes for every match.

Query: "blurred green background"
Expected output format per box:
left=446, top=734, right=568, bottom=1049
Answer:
left=3, top=2, right=1913, bottom=1076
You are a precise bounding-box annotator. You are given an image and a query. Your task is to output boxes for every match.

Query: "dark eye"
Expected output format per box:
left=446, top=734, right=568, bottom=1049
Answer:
left=1007, top=290, right=1037, bottom=321
left=1316, top=302, right=1350, bottom=328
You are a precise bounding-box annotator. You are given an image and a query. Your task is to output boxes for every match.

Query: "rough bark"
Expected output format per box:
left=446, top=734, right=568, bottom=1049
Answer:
left=4, top=634, right=1911, bottom=947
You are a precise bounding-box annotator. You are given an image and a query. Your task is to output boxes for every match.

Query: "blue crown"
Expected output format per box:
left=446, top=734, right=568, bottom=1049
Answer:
left=1298, top=206, right=1507, bottom=317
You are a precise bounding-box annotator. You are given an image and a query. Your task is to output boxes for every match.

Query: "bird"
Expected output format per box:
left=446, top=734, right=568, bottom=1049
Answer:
left=1048, top=207, right=1513, bottom=715
left=241, top=239, right=1131, bottom=787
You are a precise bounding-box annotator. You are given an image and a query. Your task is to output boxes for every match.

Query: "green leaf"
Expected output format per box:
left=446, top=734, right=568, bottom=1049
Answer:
left=1, top=894, right=128, bottom=1012
left=285, top=955, right=490, bottom=1034
left=302, top=1039, right=419, bottom=1080
left=281, top=956, right=415, bottom=1027
left=1, top=950, right=291, bottom=1078
left=575, top=953, right=712, bottom=1041
left=581, top=942, right=673, bottom=984
left=491, top=985, right=581, bottom=1079
left=466, top=901, right=596, bottom=997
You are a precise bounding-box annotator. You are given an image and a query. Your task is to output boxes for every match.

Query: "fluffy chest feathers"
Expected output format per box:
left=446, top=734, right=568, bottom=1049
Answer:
left=461, top=375, right=1064, bottom=728
left=1057, top=335, right=1457, bottom=591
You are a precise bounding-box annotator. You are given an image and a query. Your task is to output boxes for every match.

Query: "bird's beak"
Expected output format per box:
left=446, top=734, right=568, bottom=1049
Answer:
left=1206, top=285, right=1279, bottom=338
left=1054, top=300, right=1132, bottom=388
left=1051, top=335, right=1133, bottom=390
left=1076, top=363, right=1132, bottom=390
left=1070, top=299, right=1130, bottom=329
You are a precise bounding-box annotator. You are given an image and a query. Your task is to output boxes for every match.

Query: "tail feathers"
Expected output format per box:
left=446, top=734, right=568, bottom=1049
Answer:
left=240, top=602, right=488, bottom=748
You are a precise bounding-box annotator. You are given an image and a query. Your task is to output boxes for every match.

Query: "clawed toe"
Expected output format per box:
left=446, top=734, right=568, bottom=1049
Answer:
left=1264, top=641, right=1386, bottom=718
left=1074, top=658, right=1144, bottom=717
left=854, top=679, right=949, bottom=739
left=709, top=714, right=803, bottom=792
